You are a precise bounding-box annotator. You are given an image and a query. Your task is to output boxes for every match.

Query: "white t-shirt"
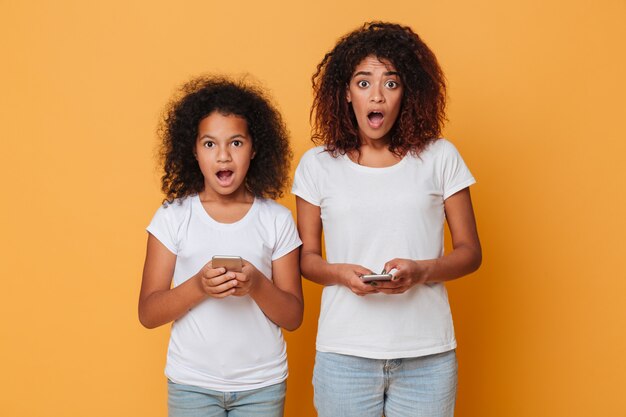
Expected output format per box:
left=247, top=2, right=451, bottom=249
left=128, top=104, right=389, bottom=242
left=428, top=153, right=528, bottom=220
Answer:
left=292, top=139, right=475, bottom=359
left=147, top=195, right=302, bottom=391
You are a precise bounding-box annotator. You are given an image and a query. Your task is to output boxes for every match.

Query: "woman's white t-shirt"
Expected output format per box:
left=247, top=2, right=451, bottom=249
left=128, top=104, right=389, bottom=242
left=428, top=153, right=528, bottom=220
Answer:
left=147, top=195, right=302, bottom=391
left=292, top=139, right=475, bottom=359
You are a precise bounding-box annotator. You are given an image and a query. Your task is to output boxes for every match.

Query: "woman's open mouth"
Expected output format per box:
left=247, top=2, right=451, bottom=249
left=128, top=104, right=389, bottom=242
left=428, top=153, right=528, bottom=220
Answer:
left=367, top=111, right=384, bottom=129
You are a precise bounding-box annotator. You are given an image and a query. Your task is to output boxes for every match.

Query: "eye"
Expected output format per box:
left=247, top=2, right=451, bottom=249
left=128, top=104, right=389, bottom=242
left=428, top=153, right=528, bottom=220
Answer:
left=385, top=80, right=399, bottom=89
left=357, top=80, right=369, bottom=88
left=203, top=141, right=215, bottom=148
left=232, top=140, right=243, bottom=147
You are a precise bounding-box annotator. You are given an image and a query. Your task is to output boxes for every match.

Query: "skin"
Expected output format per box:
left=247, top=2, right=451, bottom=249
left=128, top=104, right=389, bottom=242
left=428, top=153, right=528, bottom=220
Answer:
left=297, top=55, right=481, bottom=296
left=139, top=112, right=303, bottom=331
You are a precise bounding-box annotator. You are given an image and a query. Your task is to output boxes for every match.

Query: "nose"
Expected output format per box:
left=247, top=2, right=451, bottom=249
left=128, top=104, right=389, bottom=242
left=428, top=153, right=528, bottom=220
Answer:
left=369, top=83, right=385, bottom=103
left=216, top=145, right=232, bottom=162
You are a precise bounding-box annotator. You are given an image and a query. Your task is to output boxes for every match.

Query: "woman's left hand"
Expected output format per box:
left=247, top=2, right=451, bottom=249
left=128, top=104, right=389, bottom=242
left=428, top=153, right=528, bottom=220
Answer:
left=372, top=258, right=433, bottom=294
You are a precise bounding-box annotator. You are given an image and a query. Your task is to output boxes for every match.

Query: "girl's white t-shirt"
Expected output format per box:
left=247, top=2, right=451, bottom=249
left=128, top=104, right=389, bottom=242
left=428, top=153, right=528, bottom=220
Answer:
left=292, top=139, right=475, bottom=359
left=147, top=196, right=302, bottom=391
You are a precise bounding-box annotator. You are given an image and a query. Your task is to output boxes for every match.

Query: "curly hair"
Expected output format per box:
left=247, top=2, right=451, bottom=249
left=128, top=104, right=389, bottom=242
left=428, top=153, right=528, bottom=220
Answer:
left=311, top=21, right=447, bottom=157
left=158, top=76, right=292, bottom=203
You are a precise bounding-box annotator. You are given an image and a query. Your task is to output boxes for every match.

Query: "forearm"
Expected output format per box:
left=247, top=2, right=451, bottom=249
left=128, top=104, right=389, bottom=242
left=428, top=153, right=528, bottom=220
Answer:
left=423, top=244, right=482, bottom=283
left=250, top=276, right=304, bottom=331
left=300, top=250, right=343, bottom=286
left=138, top=274, right=207, bottom=329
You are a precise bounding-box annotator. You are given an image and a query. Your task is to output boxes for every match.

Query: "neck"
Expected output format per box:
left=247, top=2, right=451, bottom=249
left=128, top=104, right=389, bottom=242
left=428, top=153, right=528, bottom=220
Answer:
left=198, top=185, right=253, bottom=205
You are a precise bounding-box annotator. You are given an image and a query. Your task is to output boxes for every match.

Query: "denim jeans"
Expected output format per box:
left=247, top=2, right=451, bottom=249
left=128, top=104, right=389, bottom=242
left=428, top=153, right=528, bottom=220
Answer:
left=313, top=350, right=457, bottom=417
left=167, top=380, right=286, bottom=417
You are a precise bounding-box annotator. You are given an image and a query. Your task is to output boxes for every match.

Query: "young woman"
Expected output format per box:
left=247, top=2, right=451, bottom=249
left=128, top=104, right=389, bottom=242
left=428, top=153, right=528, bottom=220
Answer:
left=293, top=22, right=481, bottom=417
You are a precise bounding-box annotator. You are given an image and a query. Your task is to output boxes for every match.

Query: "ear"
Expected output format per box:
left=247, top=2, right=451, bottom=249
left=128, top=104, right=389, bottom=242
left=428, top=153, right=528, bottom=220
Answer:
left=251, top=149, right=256, bottom=160
left=346, top=86, right=351, bottom=103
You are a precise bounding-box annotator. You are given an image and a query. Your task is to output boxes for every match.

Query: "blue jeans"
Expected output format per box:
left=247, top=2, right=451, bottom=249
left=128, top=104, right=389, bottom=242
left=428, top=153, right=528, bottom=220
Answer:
left=313, top=350, right=457, bottom=417
left=167, top=380, right=286, bottom=417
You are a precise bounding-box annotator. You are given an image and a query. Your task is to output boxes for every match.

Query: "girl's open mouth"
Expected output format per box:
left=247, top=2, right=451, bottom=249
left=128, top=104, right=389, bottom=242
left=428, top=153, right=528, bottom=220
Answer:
left=216, top=170, right=234, bottom=185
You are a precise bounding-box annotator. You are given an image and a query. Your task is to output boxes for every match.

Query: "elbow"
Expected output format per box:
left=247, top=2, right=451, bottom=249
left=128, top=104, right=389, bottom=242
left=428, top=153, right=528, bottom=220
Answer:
left=283, top=316, right=303, bottom=332
left=138, top=315, right=155, bottom=329
left=470, top=248, right=482, bottom=274
left=138, top=308, right=160, bottom=329
left=283, top=302, right=304, bottom=332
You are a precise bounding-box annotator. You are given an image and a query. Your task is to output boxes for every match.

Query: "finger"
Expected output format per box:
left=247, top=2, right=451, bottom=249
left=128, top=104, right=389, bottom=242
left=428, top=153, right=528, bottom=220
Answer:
left=384, top=258, right=401, bottom=273
left=205, top=273, right=236, bottom=288
left=374, top=276, right=407, bottom=288
left=205, top=274, right=237, bottom=289
left=208, top=278, right=238, bottom=294
left=353, top=278, right=377, bottom=291
left=210, top=287, right=237, bottom=298
left=353, top=265, right=374, bottom=276
left=233, top=272, right=248, bottom=282
left=203, top=267, right=226, bottom=279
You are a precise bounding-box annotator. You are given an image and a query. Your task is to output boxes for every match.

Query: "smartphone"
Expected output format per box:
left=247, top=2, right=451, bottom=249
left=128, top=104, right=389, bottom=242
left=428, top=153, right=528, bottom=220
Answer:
left=361, top=273, right=393, bottom=283
left=212, top=255, right=243, bottom=272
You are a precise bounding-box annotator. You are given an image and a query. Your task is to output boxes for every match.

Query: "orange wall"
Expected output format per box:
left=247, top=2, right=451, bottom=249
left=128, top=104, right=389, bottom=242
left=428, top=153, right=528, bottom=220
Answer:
left=1, top=1, right=625, bottom=416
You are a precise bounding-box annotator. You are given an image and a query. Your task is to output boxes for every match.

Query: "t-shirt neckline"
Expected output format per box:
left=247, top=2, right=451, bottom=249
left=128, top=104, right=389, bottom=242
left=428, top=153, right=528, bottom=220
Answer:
left=193, top=194, right=259, bottom=230
left=340, top=151, right=409, bottom=173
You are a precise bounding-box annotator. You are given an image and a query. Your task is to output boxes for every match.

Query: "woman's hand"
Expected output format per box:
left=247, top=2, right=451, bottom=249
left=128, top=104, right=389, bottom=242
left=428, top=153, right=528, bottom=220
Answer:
left=198, top=262, right=238, bottom=298
left=334, top=263, right=380, bottom=296
left=371, top=258, right=433, bottom=295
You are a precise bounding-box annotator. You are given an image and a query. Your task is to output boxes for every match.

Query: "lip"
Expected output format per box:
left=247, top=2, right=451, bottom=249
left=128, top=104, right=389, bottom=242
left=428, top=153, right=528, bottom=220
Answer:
left=367, top=110, right=385, bottom=129
left=215, top=169, right=235, bottom=187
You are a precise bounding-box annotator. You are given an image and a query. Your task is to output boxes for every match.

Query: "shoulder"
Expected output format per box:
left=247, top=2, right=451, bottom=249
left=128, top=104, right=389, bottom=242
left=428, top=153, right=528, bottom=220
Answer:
left=254, top=199, right=297, bottom=238
left=408, top=138, right=461, bottom=163
left=297, top=146, right=336, bottom=166
left=154, top=195, right=196, bottom=222
left=421, top=138, right=454, bottom=155
left=255, top=198, right=293, bottom=220
left=160, top=195, right=194, bottom=212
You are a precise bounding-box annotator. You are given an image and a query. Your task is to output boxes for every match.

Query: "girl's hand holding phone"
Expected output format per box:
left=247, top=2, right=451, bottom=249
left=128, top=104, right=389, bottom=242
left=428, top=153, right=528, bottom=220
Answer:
left=231, top=259, right=261, bottom=297
left=197, top=262, right=238, bottom=298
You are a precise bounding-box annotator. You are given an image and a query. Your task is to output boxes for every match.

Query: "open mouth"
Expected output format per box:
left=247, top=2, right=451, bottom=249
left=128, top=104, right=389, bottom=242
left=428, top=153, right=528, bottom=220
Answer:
left=216, top=170, right=234, bottom=185
left=367, top=111, right=384, bottom=128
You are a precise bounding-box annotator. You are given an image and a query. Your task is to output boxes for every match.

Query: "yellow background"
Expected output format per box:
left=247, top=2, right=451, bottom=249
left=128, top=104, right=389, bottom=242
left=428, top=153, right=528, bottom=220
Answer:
left=1, top=1, right=625, bottom=416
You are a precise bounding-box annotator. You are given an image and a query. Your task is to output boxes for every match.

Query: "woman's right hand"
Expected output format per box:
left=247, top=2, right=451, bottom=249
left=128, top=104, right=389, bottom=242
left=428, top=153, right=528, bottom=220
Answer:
left=334, top=263, right=380, bottom=296
left=197, top=263, right=238, bottom=298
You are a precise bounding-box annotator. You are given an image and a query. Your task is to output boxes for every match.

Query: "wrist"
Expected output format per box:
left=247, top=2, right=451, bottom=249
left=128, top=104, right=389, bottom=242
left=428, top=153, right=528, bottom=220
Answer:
left=330, top=263, right=348, bottom=286
left=420, top=259, right=438, bottom=284
left=248, top=270, right=265, bottom=297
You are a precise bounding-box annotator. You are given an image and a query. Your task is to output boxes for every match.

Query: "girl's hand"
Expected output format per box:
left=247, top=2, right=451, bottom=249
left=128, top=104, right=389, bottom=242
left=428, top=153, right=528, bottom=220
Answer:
left=334, top=263, right=380, bottom=296
left=232, top=259, right=262, bottom=297
left=198, top=262, right=238, bottom=298
left=374, top=258, right=432, bottom=295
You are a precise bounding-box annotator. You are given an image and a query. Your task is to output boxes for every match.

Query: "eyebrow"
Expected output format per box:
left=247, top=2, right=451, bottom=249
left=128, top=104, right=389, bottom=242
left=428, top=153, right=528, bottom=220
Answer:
left=198, top=133, right=248, bottom=140
left=352, top=71, right=400, bottom=78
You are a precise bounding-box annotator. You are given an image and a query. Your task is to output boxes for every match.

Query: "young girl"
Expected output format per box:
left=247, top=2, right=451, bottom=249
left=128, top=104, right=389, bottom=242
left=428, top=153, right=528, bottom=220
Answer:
left=292, top=22, right=482, bottom=417
left=139, top=76, right=303, bottom=417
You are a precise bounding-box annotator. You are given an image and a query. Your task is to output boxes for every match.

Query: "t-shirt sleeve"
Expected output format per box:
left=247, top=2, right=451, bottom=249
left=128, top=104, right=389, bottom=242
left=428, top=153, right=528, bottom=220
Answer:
left=440, top=140, right=476, bottom=200
left=292, top=149, right=322, bottom=206
left=146, top=204, right=179, bottom=255
left=272, top=210, right=303, bottom=261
